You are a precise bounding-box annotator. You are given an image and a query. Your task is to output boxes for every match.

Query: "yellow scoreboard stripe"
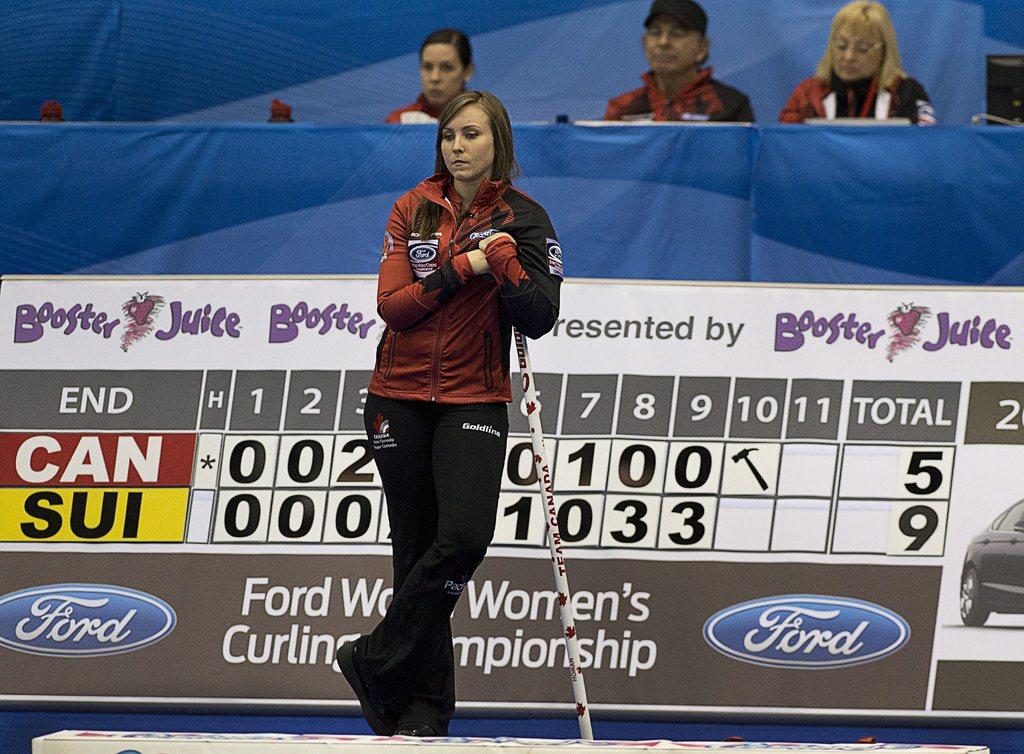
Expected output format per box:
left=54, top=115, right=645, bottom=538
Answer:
left=0, top=488, right=189, bottom=542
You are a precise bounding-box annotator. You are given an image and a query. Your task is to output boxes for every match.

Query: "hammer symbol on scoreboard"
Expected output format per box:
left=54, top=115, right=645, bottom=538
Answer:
left=731, top=447, right=769, bottom=491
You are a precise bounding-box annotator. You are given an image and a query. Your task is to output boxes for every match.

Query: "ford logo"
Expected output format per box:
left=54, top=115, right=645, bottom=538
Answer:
left=703, top=594, right=909, bottom=668
left=0, top=584, right=176, bottom=657
left=408, top=244, right=437, bottom=263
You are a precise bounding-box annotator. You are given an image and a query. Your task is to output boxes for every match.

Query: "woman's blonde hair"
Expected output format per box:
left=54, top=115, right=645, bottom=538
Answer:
left=413, top=91, right=519, bottom=238
left=816, top=1, right=906, bottom=90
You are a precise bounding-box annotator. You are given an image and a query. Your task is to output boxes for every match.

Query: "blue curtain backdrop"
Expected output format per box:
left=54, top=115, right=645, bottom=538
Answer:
left=0, top=1, right=1022, bottom=126
left=1, top=123, right=1022, bottom=284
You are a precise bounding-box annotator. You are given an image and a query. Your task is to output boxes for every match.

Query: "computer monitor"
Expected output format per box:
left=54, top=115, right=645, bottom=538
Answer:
left=987, top=55, right=1024, bottom=124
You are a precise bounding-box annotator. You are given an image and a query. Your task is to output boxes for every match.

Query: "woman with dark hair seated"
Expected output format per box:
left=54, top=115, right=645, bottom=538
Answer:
left=386, top=29, right=474, bottom=124
left=780, top=1, right=934, bottom=124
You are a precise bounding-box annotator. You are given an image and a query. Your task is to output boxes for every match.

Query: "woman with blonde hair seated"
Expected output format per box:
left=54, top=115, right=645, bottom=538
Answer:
left=780, top=1, right=934, bottom=124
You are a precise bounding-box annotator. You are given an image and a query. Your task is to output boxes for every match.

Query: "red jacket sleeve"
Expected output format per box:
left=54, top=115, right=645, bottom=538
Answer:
left=376, top=198, right=475, bottom=331
left=483, top=206, right=562, bottom=339
left=779, top=79, right=820, bottom=123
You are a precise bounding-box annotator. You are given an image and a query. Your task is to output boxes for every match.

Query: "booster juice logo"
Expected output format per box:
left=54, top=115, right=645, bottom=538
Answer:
left=886, top=303, right=930, bottom=362
left=14, top=302, right=121, bottom=342
left=121, top=292, right=165, bottom=351
left=774, top=311, right=885, bottom=352
left=921, top=312, right=1011, bottom=352
left=268, top=302, right=377, bottom=343
left=14, top=299, right=241, bottom=344
left=153, top=302, right=241, bottom=340
left=776, top=306, right=1012, bottom=357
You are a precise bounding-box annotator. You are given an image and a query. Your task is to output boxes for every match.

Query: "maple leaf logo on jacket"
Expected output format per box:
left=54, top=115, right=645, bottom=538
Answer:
left=886, top=303, right=931, bottom=362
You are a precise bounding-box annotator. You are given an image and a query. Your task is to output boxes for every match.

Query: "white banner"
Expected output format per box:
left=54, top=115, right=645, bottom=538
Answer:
left=2, top=275, right=1023, bottom=716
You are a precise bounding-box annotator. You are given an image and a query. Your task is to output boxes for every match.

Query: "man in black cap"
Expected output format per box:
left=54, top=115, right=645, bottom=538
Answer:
left=605, top=0, right=754, bottom=121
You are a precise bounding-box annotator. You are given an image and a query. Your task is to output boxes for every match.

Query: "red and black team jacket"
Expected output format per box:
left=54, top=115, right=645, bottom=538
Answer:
left=779, top=76, right=936, bottom=124
left=604, top=68, right=754, bottom=122
left=368, top=174, right=563, bottom=404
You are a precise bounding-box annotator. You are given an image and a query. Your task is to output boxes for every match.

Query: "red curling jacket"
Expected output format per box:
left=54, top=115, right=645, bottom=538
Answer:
left=605, top=68, right=754, bottom=122
left=368, top=174, right=563, bottom=404
left=385, top=94, right=442, bottom=124
left=779, top=76, right=935, bottom=124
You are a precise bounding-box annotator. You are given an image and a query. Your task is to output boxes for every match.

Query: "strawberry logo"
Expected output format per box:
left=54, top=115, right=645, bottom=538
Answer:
left=892, top=307, right=921, bottom=336
left=126, top=298, right=155, bottom=325
left=886, top=303, right=931, bottom=362
left=120, top=292, right=164, bottom=351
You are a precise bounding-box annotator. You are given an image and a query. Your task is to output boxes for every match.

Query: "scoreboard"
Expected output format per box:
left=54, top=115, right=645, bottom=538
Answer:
left=1, top=275, right=1023, bottom=717
left=0, top=370, right=959, bottom=556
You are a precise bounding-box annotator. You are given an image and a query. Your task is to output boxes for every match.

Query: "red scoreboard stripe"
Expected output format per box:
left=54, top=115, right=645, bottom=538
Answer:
left=0, top=433, right=197, bottom=486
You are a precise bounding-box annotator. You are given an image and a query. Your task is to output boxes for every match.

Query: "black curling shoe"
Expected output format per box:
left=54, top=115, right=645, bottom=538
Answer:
left=335, top=640, right=398, bottom=736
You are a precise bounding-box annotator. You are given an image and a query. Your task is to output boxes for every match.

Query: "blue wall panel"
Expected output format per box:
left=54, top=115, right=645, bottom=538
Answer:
left=2, top=124, right=1023, bottom=285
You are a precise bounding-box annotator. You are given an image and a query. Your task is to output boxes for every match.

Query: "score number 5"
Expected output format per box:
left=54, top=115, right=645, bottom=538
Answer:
left=900, top=448, right=953, bottom=499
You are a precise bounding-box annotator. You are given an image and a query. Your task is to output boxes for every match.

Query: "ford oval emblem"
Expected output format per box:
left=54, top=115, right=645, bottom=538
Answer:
left=408, top=244, right=437, bottom=263
left=0, top=584, right=176, bottom=657
left=703, top=594, right=909, bottom=668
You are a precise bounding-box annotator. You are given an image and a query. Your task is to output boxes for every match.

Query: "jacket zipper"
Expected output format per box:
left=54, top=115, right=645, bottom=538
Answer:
left=384, top=332, right=397, bottom=379
left=427, top=193, right=496, bottom=400
left=429, top=198, right=470, bottom=401
left=429, top=303, right=447, bottom=401
left=452, top=216, right=493, bottom=247
left=483, top=332, right=493, bottom=390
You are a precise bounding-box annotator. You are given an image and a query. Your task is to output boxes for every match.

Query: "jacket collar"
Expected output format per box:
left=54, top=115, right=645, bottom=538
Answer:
left=415, top=93, right=443, bottom=120
left=415, top=173, right=508, bottom=214
left=814, top=74, right=900, bottom=119
left=642, top=66, right=714, bottom=104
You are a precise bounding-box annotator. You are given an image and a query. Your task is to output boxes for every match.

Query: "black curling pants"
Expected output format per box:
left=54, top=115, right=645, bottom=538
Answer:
left=361, top=393, right=508, bottom=734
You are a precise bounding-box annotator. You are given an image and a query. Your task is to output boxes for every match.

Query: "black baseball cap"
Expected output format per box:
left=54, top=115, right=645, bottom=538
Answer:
left=644, top=0, right=708, bottom=35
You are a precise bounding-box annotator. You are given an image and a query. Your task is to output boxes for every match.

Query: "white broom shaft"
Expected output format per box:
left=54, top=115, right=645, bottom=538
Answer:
left=514, top=329, right=593, bottom=741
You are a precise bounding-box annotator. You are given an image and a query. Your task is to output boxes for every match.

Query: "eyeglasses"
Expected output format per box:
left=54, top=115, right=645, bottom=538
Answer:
left=832, top=39, right=884, bottom=55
